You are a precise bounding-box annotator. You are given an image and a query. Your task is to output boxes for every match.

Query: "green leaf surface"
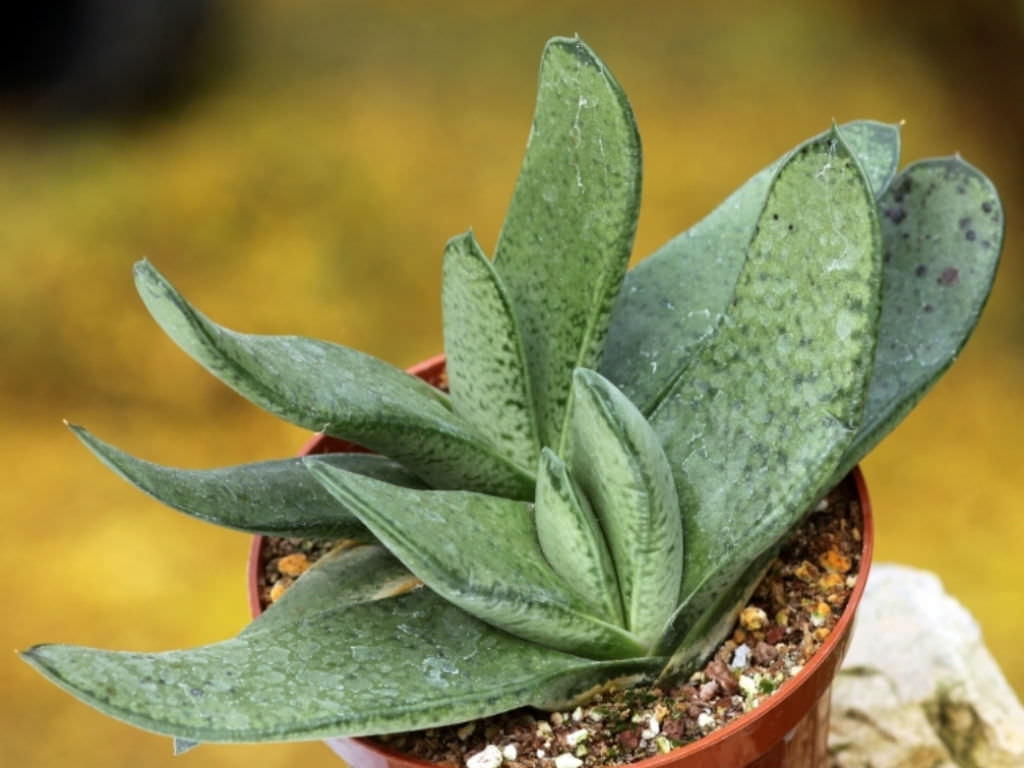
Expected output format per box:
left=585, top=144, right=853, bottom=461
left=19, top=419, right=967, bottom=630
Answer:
left=133, top=260, right=533, bottom=498
left=69, top=424, right=424, bottom=539
left=650, top=127, right=883, bottom=669
left=22, top=552, right=663, bottom=741
left=566, top=369, right=683, bottom=650
left=830, top=156, right=1003, bottom=485
left=601, top=120, right=899, bottom=412
left=304, top=458, right=647, bottom=660
left=442, top=231, right=540, bottom=470
left=534, top=448, right=622, bottom=624
left=493, top=36, right=641, bottom=450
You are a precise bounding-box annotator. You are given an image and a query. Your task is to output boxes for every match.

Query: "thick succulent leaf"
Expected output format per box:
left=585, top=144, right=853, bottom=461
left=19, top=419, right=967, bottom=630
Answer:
left=304, top=458, right=647, bottom=660
left=492, top=36, right=641, bottom=450
left=69, top=424, right=424, bottom=539
left=22, top=558, right=664, bottom=741
left=133, top=260, right=533, bottom=498
left=442, top=231, right=540, bottom=470
left=566, top=369, right=683, bottom=650
left=534, top=448, right=622, bottom=625
left=650, top=127, right=883, bottom=669
left=829, top=157, right=1003, bottom=485
left=601, top=120, right=899, bottom=412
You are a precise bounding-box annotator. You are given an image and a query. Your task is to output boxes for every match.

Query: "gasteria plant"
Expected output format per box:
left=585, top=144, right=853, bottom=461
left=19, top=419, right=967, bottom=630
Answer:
left=23, top=37, right=1002, bottom=753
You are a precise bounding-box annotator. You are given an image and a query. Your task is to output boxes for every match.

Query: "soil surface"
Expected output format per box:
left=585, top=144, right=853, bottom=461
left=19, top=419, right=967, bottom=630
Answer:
left=257, top=477, right=863, bottom=768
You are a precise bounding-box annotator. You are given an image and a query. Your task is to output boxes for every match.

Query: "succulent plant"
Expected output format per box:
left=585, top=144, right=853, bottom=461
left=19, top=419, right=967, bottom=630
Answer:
left=23, top=36, right=1002, bottom=752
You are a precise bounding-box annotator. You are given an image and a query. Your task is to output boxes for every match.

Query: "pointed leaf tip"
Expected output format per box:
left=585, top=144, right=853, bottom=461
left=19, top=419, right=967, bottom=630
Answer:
left=131, top=262, right=533, bottom=498
left=567, top=368, right=682, bottom=649
left=306, top=457, right=646, bottom=660
left=493, top=37, right=640, bottom=450
left=442, top=230, right=540, bottom=470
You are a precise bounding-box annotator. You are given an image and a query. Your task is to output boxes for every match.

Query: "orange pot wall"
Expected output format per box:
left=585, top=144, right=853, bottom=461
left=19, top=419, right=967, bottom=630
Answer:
left=247, top=355, right=874, bottom=768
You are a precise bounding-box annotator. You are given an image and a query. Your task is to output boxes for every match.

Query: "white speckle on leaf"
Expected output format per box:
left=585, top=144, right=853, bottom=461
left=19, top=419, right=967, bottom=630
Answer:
left=836, top=309, right=857, bottom=341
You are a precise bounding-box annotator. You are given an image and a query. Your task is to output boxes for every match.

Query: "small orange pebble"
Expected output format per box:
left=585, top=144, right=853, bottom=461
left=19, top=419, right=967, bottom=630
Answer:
left=792, top=560, right=819, bottom=582
left=277, top=553, right=311, bottom=577
left=814, top=627, right=831, bottom=642
left=739, top=606, right=769, bottom=631
left=732, top=628, right=747, bottom=644
left=818, top=548, right=851, bottom=574
left=809, top=601, right=832, bottom=627
left=819, top=572, right=845, bottom=591
left=269, top=578, right=293, bottom=603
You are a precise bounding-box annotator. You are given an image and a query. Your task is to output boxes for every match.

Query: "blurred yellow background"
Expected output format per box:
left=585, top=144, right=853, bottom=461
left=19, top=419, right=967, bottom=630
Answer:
left=3, top=1, right=1021, bottom=766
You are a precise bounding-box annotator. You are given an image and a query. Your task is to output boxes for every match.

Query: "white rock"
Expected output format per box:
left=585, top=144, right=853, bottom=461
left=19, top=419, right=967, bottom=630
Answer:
left=830, top=564, right=1024, bottom=767
left=640, top=715, right=659, bottom=740
left=697, top=712, right=715, bottom=730
left=466, top=745, right=503, bottom=768
left=566, top=729, right=589, bottom=747
left=731, top=643, right=750, bottom=668
left=554, top=753, right=583, bottom=768
left=501, top=745, right=517, bottom=761
left=738, top=674, right=756, bottom=695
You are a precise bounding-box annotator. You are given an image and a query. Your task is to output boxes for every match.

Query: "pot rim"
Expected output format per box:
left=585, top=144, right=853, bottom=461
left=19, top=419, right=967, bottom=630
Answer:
left=246, top=353, right=874, bottom=767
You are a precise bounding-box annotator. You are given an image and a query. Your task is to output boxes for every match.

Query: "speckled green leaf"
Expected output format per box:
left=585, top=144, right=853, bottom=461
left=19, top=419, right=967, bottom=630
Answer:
left=534, top=448, right=622, bottom=625
left=830, top=157, right=1003, bottom=485
left=133, top=260, right=533, bottom=498
left=22, top=568, right=663, bottom=742
left=650, top=127, right=883, bottom=673
left=601, top=121, right=899, bottom=412
left=69, top=424, right=424, bottom=539
left=566, top=369, right=683, bottom=650
left=442, top=231, right=540, bottom=469
left=304, top=457, right=646, bottom=660
left=493, top=37, right=641, bottom=450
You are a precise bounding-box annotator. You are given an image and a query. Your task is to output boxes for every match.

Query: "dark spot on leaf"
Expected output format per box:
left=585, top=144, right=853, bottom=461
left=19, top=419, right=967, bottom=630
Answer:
left=965, top=230, right=976, bottom=241
left=885, top=207, right=907, bottom=224
left=772, top=213, right=779, bottom=220
left=981, top=240, right=991, bottom=249
left=787, top=224, right=795, bottom=232
left=191, top=688, right=204, bottom=697
left=915, top=265, right=927, bottom=277
left=884, top=251, right=892, bottom=263
left=923, top=304, right=934, bottom=313
left=958, top=217, right=972, bottom=230
left=938, top=267, right=959, bottom=286
left=902, top=232, right=910, bottom=240
left=981, top=200, right=994, bottom=213
left=957, top=185, right=966, bottom=194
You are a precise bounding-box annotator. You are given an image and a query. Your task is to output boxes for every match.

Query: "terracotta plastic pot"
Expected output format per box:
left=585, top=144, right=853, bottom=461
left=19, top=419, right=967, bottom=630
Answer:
left=247, top=354, right=874, bottom=768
